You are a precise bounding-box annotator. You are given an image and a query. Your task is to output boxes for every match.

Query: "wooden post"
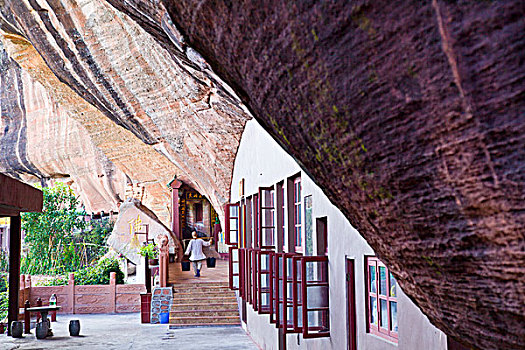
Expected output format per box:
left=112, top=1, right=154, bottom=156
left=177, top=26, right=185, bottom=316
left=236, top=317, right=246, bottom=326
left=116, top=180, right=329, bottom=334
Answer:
left=7, top=215, right=21, bottom=336
left=24, top=300, right=30, bottom=334
left=36, top=297, right=42, bottom=323
left=145, top=256, right=151, bottom=293
left=110, top=272, right=116, bottom=313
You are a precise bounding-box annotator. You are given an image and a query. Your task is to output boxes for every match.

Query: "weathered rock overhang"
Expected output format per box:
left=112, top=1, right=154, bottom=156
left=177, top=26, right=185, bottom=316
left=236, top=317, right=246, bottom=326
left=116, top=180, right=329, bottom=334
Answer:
left=106, top=1, right=525, bottom=349
left=0, top=1, right=523, bottom=349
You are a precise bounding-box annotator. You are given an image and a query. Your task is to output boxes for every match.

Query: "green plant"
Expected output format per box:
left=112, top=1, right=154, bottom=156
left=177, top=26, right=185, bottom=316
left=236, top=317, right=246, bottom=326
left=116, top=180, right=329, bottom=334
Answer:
left=0, top=250, right=8, bottom=273
left=20, top=183, right=115, bottom=276
left=0, top=274, right=8, bottom=320
left=138, top=243, right=158, bottom=260
left=40, top=258, right=124, bottom=286
left=21, top=183, right=87, bottom=275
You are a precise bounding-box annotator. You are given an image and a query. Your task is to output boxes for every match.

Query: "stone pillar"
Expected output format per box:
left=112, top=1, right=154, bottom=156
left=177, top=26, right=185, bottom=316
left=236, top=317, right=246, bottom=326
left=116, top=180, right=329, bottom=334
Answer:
left=159, top=235, right=169, bottom=287
left=110, top=272, right=116, bottom=313
left=68, top=273, right=75, bottom=314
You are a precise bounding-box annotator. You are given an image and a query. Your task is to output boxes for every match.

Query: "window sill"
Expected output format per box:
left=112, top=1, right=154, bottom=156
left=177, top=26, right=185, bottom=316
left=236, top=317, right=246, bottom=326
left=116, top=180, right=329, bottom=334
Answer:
left=367, top=332, right=398, bottom=346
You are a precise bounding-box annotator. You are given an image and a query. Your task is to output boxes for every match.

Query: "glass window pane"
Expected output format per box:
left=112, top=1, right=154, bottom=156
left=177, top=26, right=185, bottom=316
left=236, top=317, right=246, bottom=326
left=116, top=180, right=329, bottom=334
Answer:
left=261, top=254, right=269, bottom=270
left=379, top=266, right=387, bottom=295
left=369, top=265, right=376, bottom=293
left=230, top=205, right=238, bottom=217
left=390, top=272, right=397, bottom=297
left=261, top=274, right=269, bottom=288
left=390, top=301, right=398, bottom=332
left=380, top=299, right=388, bottom=328
left=230, top=218, right=238, bottom=230
left=262, top=293, right=270, bottom=306
left=370, top=296, right=377, bottom=325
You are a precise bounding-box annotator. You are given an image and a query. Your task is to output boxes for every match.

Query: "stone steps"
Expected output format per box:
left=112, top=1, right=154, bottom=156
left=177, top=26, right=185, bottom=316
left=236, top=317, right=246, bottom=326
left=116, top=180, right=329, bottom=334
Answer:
left=173, top=295, right=237, bottom=303
left=170, top=309, right=239, bottom=317
left=173, top=291, right=232, bottom=298
left=172, top=285, right=231, bottom=293
left=169, top=282, right=240, bottom=327
left=171, top=282, right=228, bottom=289
left=171, top=302, right=238, bottom=311
left=169, top=315, right=240, bottom=325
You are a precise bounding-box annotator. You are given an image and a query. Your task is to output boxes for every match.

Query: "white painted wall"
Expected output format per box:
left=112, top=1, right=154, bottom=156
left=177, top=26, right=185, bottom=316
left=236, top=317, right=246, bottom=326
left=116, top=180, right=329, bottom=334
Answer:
left=231, top=120, right=447, bottom=350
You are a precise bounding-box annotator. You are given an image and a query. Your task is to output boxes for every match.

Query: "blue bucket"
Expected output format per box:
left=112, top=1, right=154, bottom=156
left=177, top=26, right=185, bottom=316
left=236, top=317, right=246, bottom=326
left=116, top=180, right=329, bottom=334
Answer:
left=159, top=312, right=169, bottom=324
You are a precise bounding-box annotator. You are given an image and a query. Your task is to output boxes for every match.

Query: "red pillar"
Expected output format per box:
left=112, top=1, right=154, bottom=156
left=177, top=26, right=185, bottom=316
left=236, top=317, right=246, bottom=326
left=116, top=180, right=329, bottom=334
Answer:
left=169, top=179, right=182, bottom=240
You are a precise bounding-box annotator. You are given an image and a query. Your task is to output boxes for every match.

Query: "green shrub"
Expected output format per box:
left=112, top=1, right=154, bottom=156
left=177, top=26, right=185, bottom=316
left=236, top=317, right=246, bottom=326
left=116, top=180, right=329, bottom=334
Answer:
left=0, top=275, right=8, bottom=320
left=41, top=258, right=124, bottom=286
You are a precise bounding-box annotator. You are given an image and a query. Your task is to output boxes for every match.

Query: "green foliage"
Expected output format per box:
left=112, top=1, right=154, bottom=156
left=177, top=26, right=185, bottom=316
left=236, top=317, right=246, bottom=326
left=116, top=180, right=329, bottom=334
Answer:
left=20, top=183, right=114, bottom=275
left=42, top=258, right=124, bottom=286
left=0, top=250, right=8, bottom=273
left=0, top=275, right=7, bottom=320
left=138, top=243, right=158, bottom=259
left=21, top=183, right=87, bottom=275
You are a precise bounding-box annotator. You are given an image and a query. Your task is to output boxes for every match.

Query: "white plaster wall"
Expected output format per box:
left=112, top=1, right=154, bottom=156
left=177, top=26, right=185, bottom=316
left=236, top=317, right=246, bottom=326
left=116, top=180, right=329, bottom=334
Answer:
left=232, top=120, right=447, bottom=350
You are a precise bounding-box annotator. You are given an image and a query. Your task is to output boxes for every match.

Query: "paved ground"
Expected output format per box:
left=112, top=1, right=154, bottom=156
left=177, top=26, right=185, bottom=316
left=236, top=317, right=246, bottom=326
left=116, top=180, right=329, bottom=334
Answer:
left=0, top=313, right=258, bottom=350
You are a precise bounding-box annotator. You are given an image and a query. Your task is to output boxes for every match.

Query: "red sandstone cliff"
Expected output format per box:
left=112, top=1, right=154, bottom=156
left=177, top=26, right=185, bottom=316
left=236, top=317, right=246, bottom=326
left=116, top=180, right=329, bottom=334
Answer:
left=0, top=1, right=523, bottom=348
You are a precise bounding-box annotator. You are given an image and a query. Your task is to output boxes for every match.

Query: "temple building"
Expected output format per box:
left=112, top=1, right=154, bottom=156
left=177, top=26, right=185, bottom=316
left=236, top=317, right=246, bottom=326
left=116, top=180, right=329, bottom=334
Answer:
left=223, top=120, right=450, bottom=349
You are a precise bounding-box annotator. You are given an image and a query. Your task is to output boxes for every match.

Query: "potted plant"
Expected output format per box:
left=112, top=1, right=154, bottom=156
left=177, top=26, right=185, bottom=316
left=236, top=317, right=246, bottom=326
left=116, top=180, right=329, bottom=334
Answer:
left=139, top=243, right=159, bottom=266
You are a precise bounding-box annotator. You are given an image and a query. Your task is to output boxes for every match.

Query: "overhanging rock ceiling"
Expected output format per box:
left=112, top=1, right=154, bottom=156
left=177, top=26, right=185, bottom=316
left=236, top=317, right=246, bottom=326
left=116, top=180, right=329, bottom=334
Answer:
left=0, top=1, right=523, bottom=349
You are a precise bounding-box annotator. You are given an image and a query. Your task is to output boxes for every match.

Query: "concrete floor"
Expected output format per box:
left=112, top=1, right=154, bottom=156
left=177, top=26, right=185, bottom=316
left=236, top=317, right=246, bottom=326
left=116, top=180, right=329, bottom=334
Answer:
left=0, top=313, right=258, bottom=350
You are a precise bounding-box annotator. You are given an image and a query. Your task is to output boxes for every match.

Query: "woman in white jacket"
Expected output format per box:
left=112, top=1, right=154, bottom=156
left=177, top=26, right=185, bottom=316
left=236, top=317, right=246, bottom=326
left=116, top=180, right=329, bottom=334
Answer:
left=184, top=230, right=212, bottom=277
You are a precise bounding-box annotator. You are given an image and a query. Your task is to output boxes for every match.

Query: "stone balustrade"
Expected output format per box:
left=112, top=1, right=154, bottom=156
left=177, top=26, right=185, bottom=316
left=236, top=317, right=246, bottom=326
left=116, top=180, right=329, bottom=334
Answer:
left=19, top=273, right=145, bottom=314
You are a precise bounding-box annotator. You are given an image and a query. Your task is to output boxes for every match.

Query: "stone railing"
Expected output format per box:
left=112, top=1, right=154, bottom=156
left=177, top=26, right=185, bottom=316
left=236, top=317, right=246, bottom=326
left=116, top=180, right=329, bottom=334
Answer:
left=19, top=273, right=145, bottom=314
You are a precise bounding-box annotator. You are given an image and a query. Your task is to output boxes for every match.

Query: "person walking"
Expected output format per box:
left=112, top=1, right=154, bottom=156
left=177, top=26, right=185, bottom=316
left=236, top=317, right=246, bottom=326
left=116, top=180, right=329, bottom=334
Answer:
left=184, top=230, right=212, bottom=277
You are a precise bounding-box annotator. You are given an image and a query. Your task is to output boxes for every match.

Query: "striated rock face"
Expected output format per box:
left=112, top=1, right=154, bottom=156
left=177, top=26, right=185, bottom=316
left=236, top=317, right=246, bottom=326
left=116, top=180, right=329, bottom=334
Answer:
left=0, top=0, right=251, bottom=223
left=0, top=0, right=523, bottom=349
left=0, top=41, right=126, bottom=213
left=99, top=1, right=524, bottom=349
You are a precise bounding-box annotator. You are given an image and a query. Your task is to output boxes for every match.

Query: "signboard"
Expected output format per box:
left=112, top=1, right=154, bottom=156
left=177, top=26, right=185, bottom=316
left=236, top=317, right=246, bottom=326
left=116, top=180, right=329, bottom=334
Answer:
left=305, top=195, right=313, bottom=256
left=186, top=192, right=204, bottom=200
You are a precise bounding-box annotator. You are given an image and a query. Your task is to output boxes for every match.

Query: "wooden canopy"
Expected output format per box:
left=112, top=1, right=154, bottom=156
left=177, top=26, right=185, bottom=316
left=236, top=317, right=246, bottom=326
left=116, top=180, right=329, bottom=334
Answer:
left=0, top=173, right=43, bottom=215
left=0, top=173, right=42, bottom=335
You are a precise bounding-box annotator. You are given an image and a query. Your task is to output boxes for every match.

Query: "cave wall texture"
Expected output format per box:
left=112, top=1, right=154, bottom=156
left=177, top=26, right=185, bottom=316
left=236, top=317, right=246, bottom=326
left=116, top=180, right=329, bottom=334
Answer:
left=0, top=0, right=524, bottom=349
left=0, top=0, right=251, bottom=223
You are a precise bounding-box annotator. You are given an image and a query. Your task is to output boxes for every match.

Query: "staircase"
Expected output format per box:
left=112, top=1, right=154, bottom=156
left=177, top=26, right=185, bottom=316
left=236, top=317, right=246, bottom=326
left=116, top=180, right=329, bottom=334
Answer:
left=169, top=281, right=240, bottom=327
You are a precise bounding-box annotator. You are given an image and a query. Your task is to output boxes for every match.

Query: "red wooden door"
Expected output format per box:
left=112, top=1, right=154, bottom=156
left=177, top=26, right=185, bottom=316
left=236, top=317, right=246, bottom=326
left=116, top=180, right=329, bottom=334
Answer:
left=346, top=258, right=357, bottom=350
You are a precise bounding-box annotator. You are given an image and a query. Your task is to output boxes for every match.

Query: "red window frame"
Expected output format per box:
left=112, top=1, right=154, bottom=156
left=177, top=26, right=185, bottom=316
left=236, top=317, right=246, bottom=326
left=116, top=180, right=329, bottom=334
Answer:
left=257, top=250, right=273, bottom=314
left=366, top=257, right=398, bottom=342
left=292, top=255, right=304, bottom=333
left=228, top=246, right=240, bottom=290
left=269, top=252, right=277, bottom=324
left=258, top=187, right=275, bottom=249
left=293, top=177, right=302, bottom=253
left=246, top=248, right=253, bottom=304
left=276, top=253, right=286, bottom=329
left=301, top=255, right=330, bottom=338
left=282, top=253, right=301, bottom=334
left=224, top=203, right=240, bottom=246
left=251, top=248, right=259, bottom=311
left=276, top=182, right=285, bottom=253
left=252, top=194, right=259, bottom=248
left=239, top=248, right=246, bottom=298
